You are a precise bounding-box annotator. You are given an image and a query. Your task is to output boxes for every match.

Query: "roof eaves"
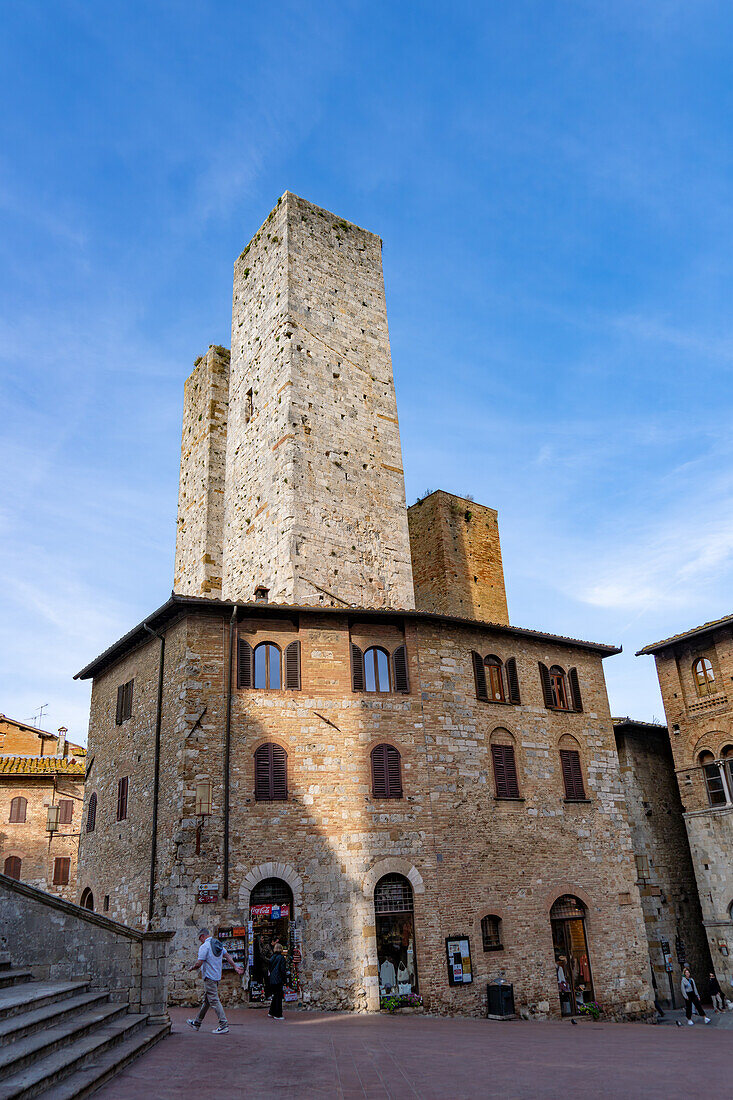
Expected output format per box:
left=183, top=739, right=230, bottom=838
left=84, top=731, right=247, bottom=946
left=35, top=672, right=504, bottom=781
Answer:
left=637, top=612, right=733, bottom=656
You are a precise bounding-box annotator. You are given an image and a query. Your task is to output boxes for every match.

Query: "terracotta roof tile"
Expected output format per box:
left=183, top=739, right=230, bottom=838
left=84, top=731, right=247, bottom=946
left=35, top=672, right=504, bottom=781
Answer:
left=637, top=611, right=733, bottom=656
left=0, top=755, right=86, bottom=777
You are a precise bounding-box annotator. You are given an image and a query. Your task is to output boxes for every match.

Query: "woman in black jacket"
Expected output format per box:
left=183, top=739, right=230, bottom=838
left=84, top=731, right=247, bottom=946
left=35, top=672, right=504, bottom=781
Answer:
left=267, top=944, right=287, bottom=1020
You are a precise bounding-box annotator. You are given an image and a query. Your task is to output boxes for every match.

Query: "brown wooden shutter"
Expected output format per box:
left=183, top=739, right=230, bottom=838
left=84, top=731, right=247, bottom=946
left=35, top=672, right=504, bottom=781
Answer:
left=285, top=641, right=301, bottom=690
left=505, top=658, right=521, bottom=705
left=271, top=744, right=287, bottom=799
left=351, top=644, right=364, bottom=692
left=560, top=749, right=585, bottom=800
left=393, top=645, right=409, bottom=694
left=117, top=777, right=128, bottom=821
left=238, top=637, right=253, bottom=689
left=9, top=797, right=27, bottom=823
left=255, top=743, right=287, bottom=800
left=115, top=684, right=124, bottom=725
left=58, top=800, right=73, bottom=825
left=539, top=663, right=554, bottom=708
left=472, top=651, right=488, bottom=702
left=124, top=680, right=133, bottom=720
left=4, top=856, right=21, bottom=879
left=371, top=744, right=387, bottom=797
left=492, top=744, right=519, bottom=798
left=86, top=793, right=97, bottom=833
left=53, top=857, right=70, bottom=886
left=568, top=667, right=583, bottom=712
left=385, top=745, right=403, bottom=798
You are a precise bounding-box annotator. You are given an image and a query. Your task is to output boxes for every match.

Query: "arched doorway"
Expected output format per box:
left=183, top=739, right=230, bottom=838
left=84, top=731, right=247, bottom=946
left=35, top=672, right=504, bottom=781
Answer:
left=551, top=895, right=594, bottom=1015
left=374, top=874, right=418, bottom=997
left=80, top=888, right=94, bottom=911
left=248, top=878, right=295, bottom=1003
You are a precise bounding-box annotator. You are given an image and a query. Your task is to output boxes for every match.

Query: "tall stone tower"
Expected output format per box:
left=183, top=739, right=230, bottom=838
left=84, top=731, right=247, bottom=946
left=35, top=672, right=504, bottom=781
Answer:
left=174, top=192, right=415, bottom=609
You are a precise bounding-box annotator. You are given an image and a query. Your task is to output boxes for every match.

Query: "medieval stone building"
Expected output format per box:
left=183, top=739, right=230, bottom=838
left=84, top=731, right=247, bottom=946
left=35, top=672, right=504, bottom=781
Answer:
left=639, top=616, right=733, bottom=1000
left=75, top=193, right=654, bottom=1019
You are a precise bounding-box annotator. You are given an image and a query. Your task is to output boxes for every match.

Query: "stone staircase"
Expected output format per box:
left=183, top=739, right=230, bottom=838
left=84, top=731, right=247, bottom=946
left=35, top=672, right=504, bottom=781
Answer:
left=0, top=958, right=169, bottom=1099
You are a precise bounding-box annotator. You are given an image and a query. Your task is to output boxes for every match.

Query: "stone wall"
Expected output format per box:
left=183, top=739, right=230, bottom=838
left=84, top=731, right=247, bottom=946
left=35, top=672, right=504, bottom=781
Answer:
left=173, top=345, right=230, bottom=597
left=0, top=871, right=172, bottom=1020
left=79, top=603, right=653, bottom=1021
left=0, top=774, right=83, bottom=902
left=408, top=491, right=509, bottom=623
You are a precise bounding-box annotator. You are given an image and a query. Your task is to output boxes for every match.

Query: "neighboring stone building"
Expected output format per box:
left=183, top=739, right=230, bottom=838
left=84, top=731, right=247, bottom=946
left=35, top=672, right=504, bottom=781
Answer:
left=639, top=617, right=733, bottom=999
left=75, top=193, right=654, bottom=1021
left=613, top=718, right=711, bottom=1007
left=0, top=714, right=85, bottom=900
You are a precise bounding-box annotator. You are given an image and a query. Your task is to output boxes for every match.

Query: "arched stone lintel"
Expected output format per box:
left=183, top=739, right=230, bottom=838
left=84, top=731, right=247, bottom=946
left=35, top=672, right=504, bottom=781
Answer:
left=542, top=883, right=594, bottom=916
left=238, top=862, right=303, bottom=915
left=362, top=857, right=425, bottom=898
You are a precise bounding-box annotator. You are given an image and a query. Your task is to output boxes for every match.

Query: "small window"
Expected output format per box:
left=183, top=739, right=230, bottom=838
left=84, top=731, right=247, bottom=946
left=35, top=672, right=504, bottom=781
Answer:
left=254, top=585, right=269, bottom=602
left=723, top=746, right=733, bottom=792
left=371, top=744, right=403, bottom=799
left=195, top=781, right=212, bottom=816
left=634, top=853, right=650, bottom=883
left=254, top=643, right=281, bottom=689
left=116, top=777, right=129, bottom=821
left=481, top=915, right=503, bottom=951
left=53, top=857, right=70, bottom=886
left=103, top=895, right=110, bottom=912
left=550, top=666, right=570, bottom=710
left=116, top=680, right=133, bottom=725
left=80, top=888, right=94, bottom=910
left=245, top=387, right=254, bottom=424
left=364, top=647, right=391, bottom=693
left=4, top=856, right=21, bottom=880
left=560, top=748, right=586, bottom=800
left=58, top=800, right=74, bottom=825
left=254, top=743, right=287, bottom=801
left=9, top=796, right=27, bottom=823
left=86, top=792, right=97, bottom=833
left=693, top=657, right=716, bottom=697
left=491, top=743, right=520, bottom=799
left=699, top=751, right=726, bottom=807
left=485, top=657, right=505, bottom=702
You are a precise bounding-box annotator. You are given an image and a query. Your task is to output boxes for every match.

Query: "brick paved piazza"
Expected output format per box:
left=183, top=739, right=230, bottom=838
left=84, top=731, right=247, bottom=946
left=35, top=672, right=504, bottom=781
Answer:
left=96, top=1006, right=730, bottom=1099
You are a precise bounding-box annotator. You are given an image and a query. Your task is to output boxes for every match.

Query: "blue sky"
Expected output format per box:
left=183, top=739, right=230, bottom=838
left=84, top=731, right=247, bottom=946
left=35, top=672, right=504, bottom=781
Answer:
left=2, top=0, right=733, bottom=741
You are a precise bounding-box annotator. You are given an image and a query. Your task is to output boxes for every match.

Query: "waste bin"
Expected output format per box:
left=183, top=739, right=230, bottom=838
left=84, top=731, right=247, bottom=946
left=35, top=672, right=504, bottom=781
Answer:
left=487, top=981, right=515, bottom=1017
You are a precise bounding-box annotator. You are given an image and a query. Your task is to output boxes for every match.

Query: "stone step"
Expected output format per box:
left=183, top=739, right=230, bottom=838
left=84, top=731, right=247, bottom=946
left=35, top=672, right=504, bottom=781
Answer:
left=0, top=956, right=10, bottom=972
left=0, top=972, right=33, bottom=991
left=39, top=1021, right=170, bottom=1100
left=0, top=1013, right=151, bottom=1100
left=0, top=1003, right=129, bottom=1082
left=0, top=992, right=111, bottom=1047
left=0, top=984, right=90, bottom=1025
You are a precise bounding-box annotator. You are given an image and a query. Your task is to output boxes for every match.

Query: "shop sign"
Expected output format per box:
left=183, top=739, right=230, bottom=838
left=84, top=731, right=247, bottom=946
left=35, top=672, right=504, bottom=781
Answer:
left=197, top=883, right=219, bottom=904
left=446, top=936, right=473, bottom=986
left=250, top=903, right=290, bottom=918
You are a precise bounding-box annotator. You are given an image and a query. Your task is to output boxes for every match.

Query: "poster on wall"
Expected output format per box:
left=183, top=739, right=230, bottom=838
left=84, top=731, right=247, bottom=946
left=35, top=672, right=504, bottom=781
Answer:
left=446, top=937, right=473, bottom=986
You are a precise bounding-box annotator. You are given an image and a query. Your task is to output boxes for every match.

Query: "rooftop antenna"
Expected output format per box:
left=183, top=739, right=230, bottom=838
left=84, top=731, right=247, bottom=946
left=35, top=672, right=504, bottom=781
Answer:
left=32, top=704, right=48, bottom=729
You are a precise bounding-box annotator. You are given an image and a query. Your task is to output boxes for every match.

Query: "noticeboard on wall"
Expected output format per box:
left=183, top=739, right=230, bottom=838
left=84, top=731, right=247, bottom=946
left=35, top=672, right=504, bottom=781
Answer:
left=446, top=936, right=473, bottom=986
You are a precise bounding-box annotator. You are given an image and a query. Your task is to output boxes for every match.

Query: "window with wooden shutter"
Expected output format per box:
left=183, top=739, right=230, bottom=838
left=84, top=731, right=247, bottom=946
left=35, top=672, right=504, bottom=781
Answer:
left=254, top=743, right=287, bottom=801
left=371, top=744, right=403, bottom=799
left=550, top=666, right=570, bottom=710
left=9, top=796, right=27, bottom=823
left=538, top=663, right=553, bottom=708
left=58, top=800, right=74, bottom=825
left=568, top=668, right=583, bottom=712
left=472, top=651, right=488, bottom=702
left=351, top=644, right=365, bottom=692
left=53, top=857, right=70, bottom=886
left=116, top=777, right=128, bottom=821
left=505, top=658, right=521, bottom=705
left=364, top=647, right=390, bottom=692
left=392, top=645, right=409, bottom=694
left=4, top=856, right=21, bottom=880
left=560, top=749, right=585, bottom=800
left=485, top=656, right=505, bottom=702
left=254, top=643, right=281, bottom=689
left=238, top=637, right=253, bottom=688
left=491, top=744, right=520, bottom=799
left=86, top=792, right=97, bottom=833
left=116, top=680, right=133, bottom=724
left=285, top=641, right=301, bottom=690
left=481, top=915, right=503, bottom=951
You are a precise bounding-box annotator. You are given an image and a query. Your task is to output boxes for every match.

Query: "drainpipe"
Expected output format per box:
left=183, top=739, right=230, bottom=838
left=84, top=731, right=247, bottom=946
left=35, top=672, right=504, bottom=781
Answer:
left=143, top=622, right=166, bottom=929
left=223, top=605, right=238, bottom=900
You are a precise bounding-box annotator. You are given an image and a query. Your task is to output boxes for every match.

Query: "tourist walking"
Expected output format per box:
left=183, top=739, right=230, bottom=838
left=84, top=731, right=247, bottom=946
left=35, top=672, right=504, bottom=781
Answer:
left=187, top=928, right=244, bottom=1035
left=709, top=971, right=724, bottom=1012
left=679, top=967, right=711, bottom=1026
left=267, top=942, right=287, bottom=1021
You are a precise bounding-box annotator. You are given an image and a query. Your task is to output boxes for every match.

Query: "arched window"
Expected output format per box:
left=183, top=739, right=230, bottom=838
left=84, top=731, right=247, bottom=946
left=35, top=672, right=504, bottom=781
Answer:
left=722, top=746, right=733, bottom=794
left=699, top=751, right=727, bottom=807
left=9, top=796, right=27, bottom=823
left=559, top=739, right=586, bottom=801
left=371, top=744, right=403, bottom=799
left=490, top=730, right=520, bottom=799
left=86, top=792, right=97, bottom=833
left=693, top=658, right=716, bottom=697
left=254, top=643, right=281, bottom=690
left=254, top=743, right=288, bottom=801
left=485, top=656, right=505, bottom=702
left=374, top=874, right=418, bottom=995
left=550, top=666, right=570, bottom=710
left=364, top=647, right=390, bottom=693
left=550, top=895, right=594, bottom=1015
left=481, top=915, right=503, bottom=951
left=80, top=888, right=94, bottom=910
left=3, top=856, right=21, bottom=879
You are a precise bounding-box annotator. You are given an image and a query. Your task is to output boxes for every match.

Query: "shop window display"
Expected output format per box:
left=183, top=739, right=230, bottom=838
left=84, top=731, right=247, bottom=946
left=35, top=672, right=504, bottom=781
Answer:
left=550, top=895, right=594, bottom=1016
left=374, top=874, right=418, bottom=998
left=247, top=878, right=299, bottom=1004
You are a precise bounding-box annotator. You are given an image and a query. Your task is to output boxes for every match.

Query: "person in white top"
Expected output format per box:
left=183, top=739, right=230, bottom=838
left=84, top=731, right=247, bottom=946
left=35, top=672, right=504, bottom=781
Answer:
left=187, top=928, right=244, bottom=1034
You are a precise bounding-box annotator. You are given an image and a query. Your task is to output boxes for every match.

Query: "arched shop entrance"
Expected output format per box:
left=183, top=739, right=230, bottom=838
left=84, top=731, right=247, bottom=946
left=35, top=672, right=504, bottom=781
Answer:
left=247, top=877, right=298, bottom=1003
left=551, top=895, right=594, bottom=1016
left=374, top=874, right=418, bottom=999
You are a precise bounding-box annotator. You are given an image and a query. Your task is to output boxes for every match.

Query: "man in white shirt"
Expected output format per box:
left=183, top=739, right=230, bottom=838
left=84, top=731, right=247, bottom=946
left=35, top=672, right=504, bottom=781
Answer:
left=187, top=928, right=244, bottom=1035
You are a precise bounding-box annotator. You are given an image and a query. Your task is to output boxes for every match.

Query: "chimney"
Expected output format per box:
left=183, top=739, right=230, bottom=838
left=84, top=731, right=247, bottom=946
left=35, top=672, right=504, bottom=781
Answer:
left=57, top=727, right=68, bottom=758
